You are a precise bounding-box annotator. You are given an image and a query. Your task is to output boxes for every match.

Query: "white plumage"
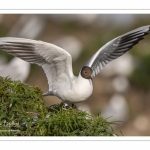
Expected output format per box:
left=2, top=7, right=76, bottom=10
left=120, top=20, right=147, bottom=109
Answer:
left=0, top=57, right=30, bottom=82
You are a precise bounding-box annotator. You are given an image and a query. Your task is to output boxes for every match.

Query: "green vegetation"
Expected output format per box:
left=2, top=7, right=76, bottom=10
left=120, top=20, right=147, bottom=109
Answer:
left=0, top=76, right=116, bottom=136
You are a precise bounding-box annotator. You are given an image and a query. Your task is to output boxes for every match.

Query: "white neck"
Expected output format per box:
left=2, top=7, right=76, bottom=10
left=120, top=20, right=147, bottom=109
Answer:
left=75, top=72, right=93, bottom=92
left=55, top=72, right=93, bottom=103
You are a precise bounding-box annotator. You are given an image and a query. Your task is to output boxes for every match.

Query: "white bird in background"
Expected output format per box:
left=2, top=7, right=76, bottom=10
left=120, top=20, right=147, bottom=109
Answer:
left=0, top=57, right=30, bottom=82
left=0, top=26, right=149, bottom=104
left=102, top=94, right=129, bottom=122
left=8, top=14, right=46, bottom=39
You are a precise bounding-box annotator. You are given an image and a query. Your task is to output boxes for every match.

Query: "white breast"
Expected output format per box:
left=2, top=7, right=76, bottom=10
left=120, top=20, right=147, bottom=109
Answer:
left=55, top=75, right=93, bottom=103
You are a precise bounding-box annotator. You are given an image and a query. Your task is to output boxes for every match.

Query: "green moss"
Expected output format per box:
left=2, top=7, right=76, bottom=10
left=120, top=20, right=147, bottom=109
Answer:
left=0, top=76, right=117, bottom=136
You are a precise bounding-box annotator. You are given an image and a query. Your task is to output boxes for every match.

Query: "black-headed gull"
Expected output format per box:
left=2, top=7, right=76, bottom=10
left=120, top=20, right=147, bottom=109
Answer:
left=0, top=26, right=149, bottom=104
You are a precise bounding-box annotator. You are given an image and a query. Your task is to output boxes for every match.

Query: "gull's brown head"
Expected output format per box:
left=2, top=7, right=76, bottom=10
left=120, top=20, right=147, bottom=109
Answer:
left=81, top=66, right=93, bottom=80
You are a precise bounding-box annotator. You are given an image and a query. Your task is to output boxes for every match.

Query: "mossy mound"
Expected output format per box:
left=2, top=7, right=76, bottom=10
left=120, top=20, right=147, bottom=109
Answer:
left=0, top=76, right=116, bottom=136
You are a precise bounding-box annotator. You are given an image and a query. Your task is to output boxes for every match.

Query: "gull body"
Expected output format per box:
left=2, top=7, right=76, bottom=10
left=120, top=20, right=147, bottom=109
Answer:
left=0, top=25, right=149, bottom=104
left=53, top=74, right=93, bottom=103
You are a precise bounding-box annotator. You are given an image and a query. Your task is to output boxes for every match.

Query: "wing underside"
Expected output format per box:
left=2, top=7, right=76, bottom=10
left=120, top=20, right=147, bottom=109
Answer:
left=85, top=25, right=150, bottom=77
left=0, top=37, right=74, bottom=90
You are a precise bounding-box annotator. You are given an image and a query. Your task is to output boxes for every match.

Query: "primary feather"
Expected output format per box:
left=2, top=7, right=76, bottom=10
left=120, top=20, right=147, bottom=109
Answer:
left=85, top=25, right=150, bottom=77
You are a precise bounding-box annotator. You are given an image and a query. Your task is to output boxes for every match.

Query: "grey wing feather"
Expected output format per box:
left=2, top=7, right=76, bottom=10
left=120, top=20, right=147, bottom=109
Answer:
left=85, top=25, right=150, bottom=77
left=0, top=37, right=74, bottom=91
left=0, top=38, right=46, bottom=65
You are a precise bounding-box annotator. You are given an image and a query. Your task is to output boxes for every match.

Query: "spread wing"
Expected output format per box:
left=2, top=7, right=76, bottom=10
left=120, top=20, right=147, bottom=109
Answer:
left=0, top=37, right=74, bottom=91
left=85, top=25, right=150, bottom=77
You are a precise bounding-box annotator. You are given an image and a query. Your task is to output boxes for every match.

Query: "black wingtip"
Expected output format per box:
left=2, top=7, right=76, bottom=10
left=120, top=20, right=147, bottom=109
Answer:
left=113, top=25, right=150, bottom=55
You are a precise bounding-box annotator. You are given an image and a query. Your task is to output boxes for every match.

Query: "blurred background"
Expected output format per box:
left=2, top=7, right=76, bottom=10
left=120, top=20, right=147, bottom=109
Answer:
left=0, top=14, right=150, bottom=136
